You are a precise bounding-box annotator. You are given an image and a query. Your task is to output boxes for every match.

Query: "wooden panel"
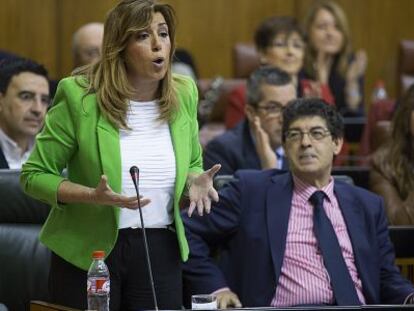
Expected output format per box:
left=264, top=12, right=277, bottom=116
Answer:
left=0, top=0, right=58, bottom=78
left=56, top=0, right=118, bottom=77
left=163, top=0, right=295, bottom=78
left=1, top=0, right=414, bottom=96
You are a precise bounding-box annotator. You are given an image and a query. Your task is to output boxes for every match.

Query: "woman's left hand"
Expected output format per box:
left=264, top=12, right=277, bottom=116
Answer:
left=187, top=164, right=221, bottom=217
left=346, top=49, right=368, bottom=82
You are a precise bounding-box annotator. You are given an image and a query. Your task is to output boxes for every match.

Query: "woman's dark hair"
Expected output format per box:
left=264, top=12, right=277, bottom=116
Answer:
left=254, top=16, right=304, bottom=52
left=282, top=98, right=344, bottom=142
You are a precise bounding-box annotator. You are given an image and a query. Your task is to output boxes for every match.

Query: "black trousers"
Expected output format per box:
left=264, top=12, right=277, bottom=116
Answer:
left=49, top=228, right=182, bottom=311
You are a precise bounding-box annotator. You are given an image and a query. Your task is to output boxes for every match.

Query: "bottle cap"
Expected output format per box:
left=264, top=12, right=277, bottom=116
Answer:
left=92, top=250, right=105, bottom=259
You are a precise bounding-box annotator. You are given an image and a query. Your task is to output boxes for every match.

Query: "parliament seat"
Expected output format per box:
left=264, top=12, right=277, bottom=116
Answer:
left=232, top=43, right=260, bottom=78
left=0, top=169, right=51, bottom=311
left=389, top=226, right=414, bottom=284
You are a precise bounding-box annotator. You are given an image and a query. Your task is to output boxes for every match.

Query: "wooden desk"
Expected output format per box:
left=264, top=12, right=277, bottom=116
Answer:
left=30, top=301, right=81, bottom=311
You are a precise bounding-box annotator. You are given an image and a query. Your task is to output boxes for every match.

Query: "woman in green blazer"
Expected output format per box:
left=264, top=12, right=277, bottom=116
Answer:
left=21, top=1, right=219, bottom=310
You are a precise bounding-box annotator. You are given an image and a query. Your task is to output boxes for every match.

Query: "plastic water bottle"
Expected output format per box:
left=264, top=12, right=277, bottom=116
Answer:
left=372, top=80, right=388, bottom=102
left=87, top=250, right=110, bottom=311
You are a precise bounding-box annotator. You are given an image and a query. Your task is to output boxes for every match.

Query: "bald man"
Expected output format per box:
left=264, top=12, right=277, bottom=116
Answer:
left=72, top=22, right=104, bottom=68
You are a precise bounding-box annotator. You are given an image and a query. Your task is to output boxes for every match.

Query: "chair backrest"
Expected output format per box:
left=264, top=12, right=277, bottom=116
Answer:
left=232, top=43, right=260, bottom=78
left=332, top=166, right=370, bottom=190
left=388, top=226, right=414, bottom=283
left=215, top=174, right=355, bottom=190
left=0, top=169, right=50, bottom=223
left=332, top=174, right=354, bottom=185
left=0, top=169, right=51, bottom=311
left=198, top=78, right=246, bottom=123
left=213, top=175, right=237, bottom=190
left=398, top=40, right=414, bottom=97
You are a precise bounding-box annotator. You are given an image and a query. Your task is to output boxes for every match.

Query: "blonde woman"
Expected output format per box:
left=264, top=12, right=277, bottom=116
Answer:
left=303, top=0, right=367, bottom=117
left=21, top=0, right=219, bottom=309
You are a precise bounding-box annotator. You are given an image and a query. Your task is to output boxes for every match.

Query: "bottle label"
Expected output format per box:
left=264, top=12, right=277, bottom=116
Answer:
left=87, top=277, right=110, bottom=294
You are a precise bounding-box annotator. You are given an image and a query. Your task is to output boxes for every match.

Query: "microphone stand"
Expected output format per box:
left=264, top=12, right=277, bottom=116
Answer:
left=130, top=167, right=159, bottom=311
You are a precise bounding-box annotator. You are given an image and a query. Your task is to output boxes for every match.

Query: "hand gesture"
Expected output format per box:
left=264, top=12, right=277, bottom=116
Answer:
left=251, top=116, right=277, bottom=169
left=216, top=290, right=242, bottom=309
left=346, top=49, right=368, bottom=82
left=187, top=164, right=221, bottom=217
left=91, top=175, right=151, bottom=209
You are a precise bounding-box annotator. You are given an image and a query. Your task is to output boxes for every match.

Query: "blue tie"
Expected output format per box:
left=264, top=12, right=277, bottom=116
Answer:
left=310, top=191, right=360, bottom=305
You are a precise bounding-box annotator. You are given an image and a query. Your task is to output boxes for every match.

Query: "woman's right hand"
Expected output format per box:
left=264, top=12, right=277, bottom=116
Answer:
left=91, top=175, right=151, bottom=209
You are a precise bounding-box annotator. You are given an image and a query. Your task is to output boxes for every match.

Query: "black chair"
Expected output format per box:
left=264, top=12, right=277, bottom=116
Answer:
left=332, top=166, right=370, bottom=189
left=388, top=226, right=414, bottom=284
left=213, top=173, right=354, bottom=190
left=0, top=169, right=51, bottom=311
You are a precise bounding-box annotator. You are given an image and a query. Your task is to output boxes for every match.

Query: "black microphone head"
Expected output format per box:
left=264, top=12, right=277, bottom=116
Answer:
left=129, top=166, right=139, bottom=182
left=130, top=166, right=139, bottom=176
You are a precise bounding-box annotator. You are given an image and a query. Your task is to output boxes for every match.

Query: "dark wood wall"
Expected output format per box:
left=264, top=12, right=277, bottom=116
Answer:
left=1, top=0, right=414, bottom=99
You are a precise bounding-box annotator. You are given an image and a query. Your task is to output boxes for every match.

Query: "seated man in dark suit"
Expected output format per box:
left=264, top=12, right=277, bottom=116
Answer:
left=0, top=58, right=50, bottom=169
left=203, top=66, right=296, bottom=175
left=183, top=98, right=414, bottom=307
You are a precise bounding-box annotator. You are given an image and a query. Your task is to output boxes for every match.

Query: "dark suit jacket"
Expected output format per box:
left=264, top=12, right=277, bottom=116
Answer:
left=182, top=170, right=414, bottom=307
left=0, top=148, right=9, bottom=169
left=203, top=121, right=287, bottom=175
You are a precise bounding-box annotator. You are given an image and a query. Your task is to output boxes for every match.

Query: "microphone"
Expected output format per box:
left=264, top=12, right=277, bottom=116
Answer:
left=129, top=166, right=158, bottom=310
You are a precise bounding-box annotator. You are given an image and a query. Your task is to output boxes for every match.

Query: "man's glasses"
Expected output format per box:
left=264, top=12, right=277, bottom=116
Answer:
left=285, top=128, right=331, bottom=142
left=255, top=102, right=284, bottom=115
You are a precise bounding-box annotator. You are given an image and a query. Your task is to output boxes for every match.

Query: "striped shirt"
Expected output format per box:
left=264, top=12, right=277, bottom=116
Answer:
left=118, top=100, right=176, bottom=229
left=272, top=175, right=366, bottom=306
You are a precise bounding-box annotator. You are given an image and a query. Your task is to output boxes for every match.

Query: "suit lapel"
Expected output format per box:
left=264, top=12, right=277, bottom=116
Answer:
left=266, top=173, right=293, bottom=283
left=335, top=183, right=376, bottom=302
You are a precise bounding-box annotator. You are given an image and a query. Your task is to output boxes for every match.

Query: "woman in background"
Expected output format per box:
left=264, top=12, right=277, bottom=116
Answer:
left=21, top=0, right=219, bottom=310
left=225, top=16, right=333, bottom=129
left=303, top=0, right=367, bottom=117
left=370, top=85, right=414, bottom=225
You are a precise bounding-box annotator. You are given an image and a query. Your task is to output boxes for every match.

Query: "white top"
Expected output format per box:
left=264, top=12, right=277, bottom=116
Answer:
left=0, top=128, right=34, bottom=169
left=118, top=100, right=176, bottom=229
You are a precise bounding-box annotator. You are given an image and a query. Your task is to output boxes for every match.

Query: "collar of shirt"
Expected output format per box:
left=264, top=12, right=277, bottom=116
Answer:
left=292, top=173, right=335, bottom=206
left=0, top=128, right=34, bottom=169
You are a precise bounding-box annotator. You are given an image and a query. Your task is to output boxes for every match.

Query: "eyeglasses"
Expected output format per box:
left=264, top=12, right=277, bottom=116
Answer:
left=285, top=128, right=331, bottom=142
left=255, top=102, right=284, bottom=115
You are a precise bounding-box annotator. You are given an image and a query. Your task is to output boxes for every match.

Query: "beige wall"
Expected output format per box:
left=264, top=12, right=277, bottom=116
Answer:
left=1, top=0, right=414, bottom=99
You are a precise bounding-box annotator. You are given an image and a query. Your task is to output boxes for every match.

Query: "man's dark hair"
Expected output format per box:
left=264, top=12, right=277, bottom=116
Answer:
left=282, top=98, right=344, bottom=142
left=247, top=66, right=292, bottom=107
left=0, top=58, right=48, bottom=94
left=254, top=16, right=304, bottom=52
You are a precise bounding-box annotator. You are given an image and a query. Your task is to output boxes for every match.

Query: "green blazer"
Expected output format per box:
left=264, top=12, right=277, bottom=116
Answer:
left=21, top=74, right=203, bottom=270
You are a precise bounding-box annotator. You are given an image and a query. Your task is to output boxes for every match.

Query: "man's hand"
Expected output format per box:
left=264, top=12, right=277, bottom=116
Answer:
left=216, top=289, right=242, bottom=309
left=251, top=116, right=277, bottom=169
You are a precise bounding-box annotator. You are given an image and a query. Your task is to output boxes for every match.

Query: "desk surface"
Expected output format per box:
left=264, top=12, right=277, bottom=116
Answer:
left=30, top=301, right=414, bottom=311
